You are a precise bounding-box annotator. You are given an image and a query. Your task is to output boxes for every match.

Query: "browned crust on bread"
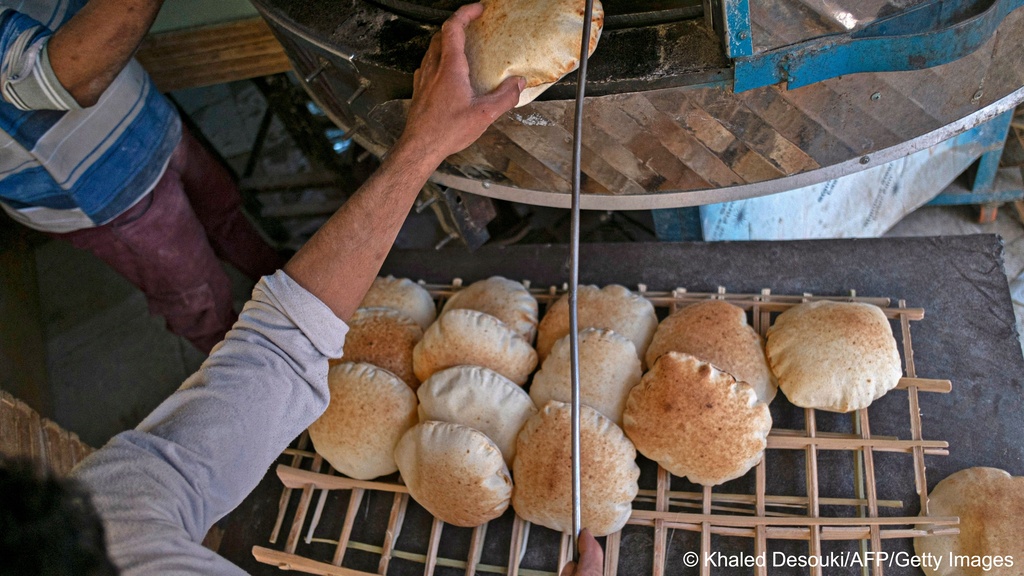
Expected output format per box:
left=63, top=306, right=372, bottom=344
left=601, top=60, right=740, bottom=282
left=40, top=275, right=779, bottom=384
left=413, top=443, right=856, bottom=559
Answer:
left=623, top=352, right=771, bottom=486
left=512, top=401, right=638, bottom=536
left=340, top=307, right=423, bottom=389
left=646, top=300, right=776, bottom=403
left=765, top=301, right=903, bottom=412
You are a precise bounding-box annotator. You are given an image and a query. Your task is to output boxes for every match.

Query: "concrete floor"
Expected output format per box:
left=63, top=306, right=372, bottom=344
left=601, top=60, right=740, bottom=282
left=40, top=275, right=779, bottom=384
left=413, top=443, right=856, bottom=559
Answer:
left=11, top=80, right=1024, bottom=448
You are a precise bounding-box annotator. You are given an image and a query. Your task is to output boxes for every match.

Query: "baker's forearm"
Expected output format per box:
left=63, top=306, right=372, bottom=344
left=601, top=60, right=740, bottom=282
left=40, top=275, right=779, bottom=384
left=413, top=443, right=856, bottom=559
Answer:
left=48, top=0, right=165, bottom=107
left=284, top=3, right=521, bottom=323
left=284, top=137, right=441, bottom=322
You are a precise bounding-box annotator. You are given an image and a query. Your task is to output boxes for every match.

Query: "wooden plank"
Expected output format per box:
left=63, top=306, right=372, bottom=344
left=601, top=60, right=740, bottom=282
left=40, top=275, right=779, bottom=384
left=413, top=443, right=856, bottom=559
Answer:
left=136, top=18, right=291, bottom=92
left=623, top=95, right=745, bottom=188
left=687, top=89, right=820, bottom=175
left=584, top=98, right=711, bottom=191
left=739, top=87, right=858, bottom=167
left=646, top=92, right=787, bottom=183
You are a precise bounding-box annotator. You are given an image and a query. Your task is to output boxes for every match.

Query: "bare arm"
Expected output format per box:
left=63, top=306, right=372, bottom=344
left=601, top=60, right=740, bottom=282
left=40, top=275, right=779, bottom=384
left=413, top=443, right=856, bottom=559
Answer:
left=47, top=0, right=165, bottom=107
left=283, top=3, right=524, bottom=323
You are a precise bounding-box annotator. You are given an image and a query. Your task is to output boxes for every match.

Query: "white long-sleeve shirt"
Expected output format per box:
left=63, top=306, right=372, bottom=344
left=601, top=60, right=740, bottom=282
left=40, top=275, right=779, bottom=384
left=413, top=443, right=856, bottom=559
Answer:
left=72, top=271, right=348, bottom=574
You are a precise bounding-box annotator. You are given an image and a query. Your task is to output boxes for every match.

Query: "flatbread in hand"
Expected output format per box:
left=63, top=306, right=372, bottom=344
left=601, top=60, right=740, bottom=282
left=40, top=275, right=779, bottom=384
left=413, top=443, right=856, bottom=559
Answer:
left=465, top=0, right=605, bottom=107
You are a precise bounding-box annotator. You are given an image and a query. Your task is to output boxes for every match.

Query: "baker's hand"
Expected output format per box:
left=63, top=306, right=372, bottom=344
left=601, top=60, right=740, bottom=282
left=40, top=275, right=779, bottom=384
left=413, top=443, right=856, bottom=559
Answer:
left=398, top=3, right=524, bottom=164
left=559, top=529, right=604, bottom=576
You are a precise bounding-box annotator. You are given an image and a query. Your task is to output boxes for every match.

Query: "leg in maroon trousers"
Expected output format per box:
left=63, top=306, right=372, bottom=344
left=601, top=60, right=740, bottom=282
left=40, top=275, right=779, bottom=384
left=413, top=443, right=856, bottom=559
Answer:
left=173, top=125, right=284, bottom=280
left=51, top=155, right=236, bottom=355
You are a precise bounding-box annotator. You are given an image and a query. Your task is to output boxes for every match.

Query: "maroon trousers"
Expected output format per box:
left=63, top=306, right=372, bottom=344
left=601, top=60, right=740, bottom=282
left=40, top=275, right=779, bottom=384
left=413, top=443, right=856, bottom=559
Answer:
left=52, top=126, right=283, bottom=354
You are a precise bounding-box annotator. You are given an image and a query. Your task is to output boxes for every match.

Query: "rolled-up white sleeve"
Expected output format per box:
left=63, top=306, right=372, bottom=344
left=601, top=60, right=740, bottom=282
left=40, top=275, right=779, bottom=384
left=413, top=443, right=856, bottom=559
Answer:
left=71, top=270, right=348, bottom=575
left=0, top=8, right=81, bottom=111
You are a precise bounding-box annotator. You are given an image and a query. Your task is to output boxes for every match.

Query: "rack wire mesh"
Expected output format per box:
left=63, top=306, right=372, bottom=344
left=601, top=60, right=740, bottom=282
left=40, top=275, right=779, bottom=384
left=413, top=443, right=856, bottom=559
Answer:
left=252, top=281, right=956, bottom=576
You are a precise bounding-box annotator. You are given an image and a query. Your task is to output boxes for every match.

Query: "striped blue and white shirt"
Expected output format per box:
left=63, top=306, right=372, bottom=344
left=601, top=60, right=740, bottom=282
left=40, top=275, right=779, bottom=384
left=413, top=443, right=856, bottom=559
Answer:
left=0, top=0, right=180, bottom=232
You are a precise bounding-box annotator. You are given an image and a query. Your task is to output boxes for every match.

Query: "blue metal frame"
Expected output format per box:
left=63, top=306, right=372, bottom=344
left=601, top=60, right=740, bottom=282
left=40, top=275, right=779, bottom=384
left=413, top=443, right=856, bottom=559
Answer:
left=651, top=110, right=1021, bottom=241
left=968, top=108, right=1014, bottom=194
left=727, top=0, right=1024, bottom=92
left=719, top=0, right=753, bottom=58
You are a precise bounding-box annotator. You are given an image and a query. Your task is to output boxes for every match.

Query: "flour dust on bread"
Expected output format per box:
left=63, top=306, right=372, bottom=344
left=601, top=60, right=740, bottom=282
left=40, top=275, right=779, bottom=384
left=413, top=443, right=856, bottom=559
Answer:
left=417, top=365, right=537, bottom=467
left=441, top=276, right=538, bottom=343
left=465, top=0, right=604, bottom=107
left=413, top=309, right=537, bottom=385
left=623, top=352, right=771, bottom=486
left=536, top=284, right=657, bottom=366
left=646, top=300, right=777, bottom=403
left=338, top=307, right=423, bottom=388
left=530, top=327, right=640, bottom=425
left=766, top=300, right=903, bottom=412
left=914, top=467, right=1024, bottom=576
left=308, top=362, right=418, bottom=480
left=512, top=401, right=638, bottom=536
left=360, top=275, right=436, bottom=330
left=394, top=421, right=512, bottom=527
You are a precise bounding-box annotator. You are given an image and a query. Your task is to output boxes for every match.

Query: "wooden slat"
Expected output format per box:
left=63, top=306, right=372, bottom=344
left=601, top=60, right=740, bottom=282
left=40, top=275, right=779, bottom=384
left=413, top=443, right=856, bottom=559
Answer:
left=136, top=18, right=291, bottom=92
left=332, top=488, right=365, bottom=566
left=253, top=546, right=376, bottom=576
left=0, top=390, right=95, bottom=476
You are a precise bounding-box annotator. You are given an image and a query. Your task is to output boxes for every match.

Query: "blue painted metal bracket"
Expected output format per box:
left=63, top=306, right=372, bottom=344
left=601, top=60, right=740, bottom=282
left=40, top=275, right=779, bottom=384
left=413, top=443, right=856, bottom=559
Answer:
left=968, top=108, right=1014, bottom=193
left=732, top=0, right=1024, bottom=92
left=720, top=0, right=753, bottom=58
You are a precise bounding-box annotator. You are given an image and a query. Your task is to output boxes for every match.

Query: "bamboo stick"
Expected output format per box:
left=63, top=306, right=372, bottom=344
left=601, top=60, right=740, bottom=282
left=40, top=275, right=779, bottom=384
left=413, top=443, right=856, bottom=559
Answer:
left=653, top=466, right=669, bottom=576
left=271, top=433, right=310, bottom=543
left=633, top=488, right=902, bottom=510
left=509, top=517, right=529, bottom=576
left=424, top=518, right=443, bottom=576
left=700, top=486, right=711, bottom=576
left=603, top=530, right=620, bottom=576
left=755, top=459, right=767, bottom=576
left=805, top=409, right=822, bottom=576
left=767, top=434, right=946, bottom=452
left=332, top=488, right=364, bottom=566
left=379, top=493, right=409, bottom=575
left=306, top=469, right=335, bottom=544
left=277, top=465, right=410, bottom=493
left=286, top=455, right=323, bottom=553
left=900, top=301, right=932, bottom=518
left=629, top=510, right=957, bottom=528
left=253, top=546, right=375, bottom=576
left=465, top=523, right=487, bottom=576
left=558, top=532, right=573, bottom=574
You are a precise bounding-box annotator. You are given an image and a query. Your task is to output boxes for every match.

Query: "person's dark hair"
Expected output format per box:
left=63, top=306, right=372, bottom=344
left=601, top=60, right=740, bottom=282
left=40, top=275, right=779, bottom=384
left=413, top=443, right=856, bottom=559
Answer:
left=0, top=458, right=118, bottom=576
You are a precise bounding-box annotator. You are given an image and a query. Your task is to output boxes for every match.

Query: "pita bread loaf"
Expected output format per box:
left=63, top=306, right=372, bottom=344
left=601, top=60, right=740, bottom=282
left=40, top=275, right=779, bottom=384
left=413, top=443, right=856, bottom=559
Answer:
left=915, top=467, right=1024, bottom=576
left=337, top=307, right=422, bottom=388
left=413, top=309, right=537, bottom=385
left=623, top=352, right=771, bottom=486
left=512, top=401, right=638, bottom=536
left=361, top=275, right=436, bottom=330
left=530, top=328, right=641, bottom=425
left=646, top=300, right=777, bottom=403
left=465, top=0, right=604, bottom=107
left=442, top=276, right=538, bottom=343
left=417, top=365, right=538, bottom=467
left=308, top=362, right=418, bottom=480
left=766, top=301, right=903, bottom=413
left=536, top=284, right=657, bottom=366
left=394, top=421, right=512, bottom=527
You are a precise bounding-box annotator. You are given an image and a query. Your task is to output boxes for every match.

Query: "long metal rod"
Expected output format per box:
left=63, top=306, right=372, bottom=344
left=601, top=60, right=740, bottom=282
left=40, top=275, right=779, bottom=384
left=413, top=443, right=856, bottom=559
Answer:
left=570, top=0, right=597, bottom=562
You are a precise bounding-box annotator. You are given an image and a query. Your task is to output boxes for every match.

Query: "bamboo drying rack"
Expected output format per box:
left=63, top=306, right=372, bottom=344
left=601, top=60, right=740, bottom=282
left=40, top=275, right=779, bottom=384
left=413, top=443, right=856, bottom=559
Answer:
left=253, top=281, right=956, bottom=576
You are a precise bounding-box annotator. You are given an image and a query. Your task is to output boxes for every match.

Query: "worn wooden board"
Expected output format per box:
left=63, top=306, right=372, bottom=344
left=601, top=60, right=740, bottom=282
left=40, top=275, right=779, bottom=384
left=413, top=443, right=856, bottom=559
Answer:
left=137, top=17, right=291, bottom=92
left=0, top=390, right=94, bottom=476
